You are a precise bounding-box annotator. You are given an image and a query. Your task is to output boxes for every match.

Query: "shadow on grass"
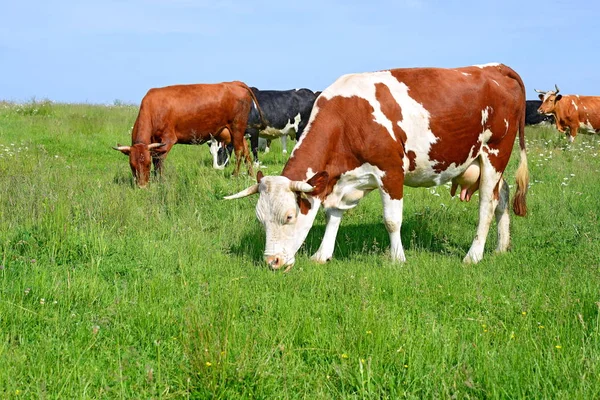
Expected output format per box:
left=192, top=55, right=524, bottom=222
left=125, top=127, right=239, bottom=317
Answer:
left=228, top=215, right=469, bottom=264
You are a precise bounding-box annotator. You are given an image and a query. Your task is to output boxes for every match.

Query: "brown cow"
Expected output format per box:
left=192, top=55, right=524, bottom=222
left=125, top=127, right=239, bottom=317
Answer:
left=226, top=63, right=529, bottom=270
left=535, top=84, right=600, bottom=142
left=113, top=81, right=265, bottom=187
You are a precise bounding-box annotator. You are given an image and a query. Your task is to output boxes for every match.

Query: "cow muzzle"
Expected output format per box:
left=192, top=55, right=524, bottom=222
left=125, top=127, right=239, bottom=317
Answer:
left=265, top=255, right=294, bottom=272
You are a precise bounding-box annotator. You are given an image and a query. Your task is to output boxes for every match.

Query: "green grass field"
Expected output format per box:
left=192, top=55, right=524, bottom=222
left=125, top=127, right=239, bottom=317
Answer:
left=1, top=100, right=599, bottom=399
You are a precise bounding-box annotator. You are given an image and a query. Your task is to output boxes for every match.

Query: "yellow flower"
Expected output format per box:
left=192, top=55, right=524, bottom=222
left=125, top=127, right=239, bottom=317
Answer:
left=555, top=345, right=562, bottom=349
left=522, top=311, right=527, bottom=316
left=15, top=390, right=21, bottom=395
left=341, top=353, right=349, bottom=359
left=205, top=361, right=212, bottom=367
left=404, top=364, right=408, bottom=368
left=539, top=325, right=545, bottom=329
left=510, top=332, right=515, bottom=340
left=366, top=330, right=372, bottom=335
left=360, top=358, right=366, bottom=364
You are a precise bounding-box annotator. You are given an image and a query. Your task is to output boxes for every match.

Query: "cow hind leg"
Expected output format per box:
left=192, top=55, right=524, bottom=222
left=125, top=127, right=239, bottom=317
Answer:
left=463, top=154, right=502, bottom=264
left=311, top=208, right=344, bottom=263
left=380, top=190, right=406, bottom=262
left=495, top=177, right=510, bottom=253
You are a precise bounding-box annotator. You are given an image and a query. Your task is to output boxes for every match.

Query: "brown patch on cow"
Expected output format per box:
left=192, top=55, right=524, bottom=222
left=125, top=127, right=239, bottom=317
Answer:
left=282, top=95, right=406, bottom=200
left=407, top=150, right=417, bottom=172
left=375, top=83, right=406, bottom=143
left=296, top=193, right=312, bottom=215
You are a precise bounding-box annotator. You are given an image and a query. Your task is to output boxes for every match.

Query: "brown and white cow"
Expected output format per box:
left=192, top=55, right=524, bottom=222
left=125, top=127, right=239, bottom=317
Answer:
left=113, top=81, right=265, bottom=187
left=535, top=84, right=600, bottom=142
left=226, top=63, right=529, bottom=270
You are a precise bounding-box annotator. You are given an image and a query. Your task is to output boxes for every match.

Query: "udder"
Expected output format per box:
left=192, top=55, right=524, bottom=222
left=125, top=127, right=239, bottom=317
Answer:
left=450, top=162, right=480, bottom=202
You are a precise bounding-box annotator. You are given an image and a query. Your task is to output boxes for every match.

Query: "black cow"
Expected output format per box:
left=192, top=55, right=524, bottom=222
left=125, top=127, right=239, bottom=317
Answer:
left=526, top=100, right=554, bottom=126
left=212, top=88, right=319, bottom=168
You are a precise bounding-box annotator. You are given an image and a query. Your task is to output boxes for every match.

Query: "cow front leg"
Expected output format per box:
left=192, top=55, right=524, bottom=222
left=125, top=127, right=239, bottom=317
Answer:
left=464, top=155, right=502, bottom=263
left=380, top=190, right=406, bottom=262
left=311, top=208, right=343, bottom=263
left=567, top=123, right=579, bottom=143
left=495, top=177, right=510, bottom=253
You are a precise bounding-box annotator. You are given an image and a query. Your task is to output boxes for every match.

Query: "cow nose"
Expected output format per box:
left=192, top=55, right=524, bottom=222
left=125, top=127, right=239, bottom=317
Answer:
left=265, top=255, right=283, bottom=270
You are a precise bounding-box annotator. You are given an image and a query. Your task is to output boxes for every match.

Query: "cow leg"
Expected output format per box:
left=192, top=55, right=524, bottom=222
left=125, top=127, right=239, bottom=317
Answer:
left=380, top=190, right=406, bottom=262
left=281, top=135, right=288, bottom=154
left=311, top=208, right=343, bottom=263
left=152, top=142, right=173, bottom=177
left=247, top=128, right=260, bottom=167
left=265, top=139, right=271, bottom=154
left=495, top=177, right=510, bottom=253
left=464, top=155, right=502, bottom=263
left=568, top=123, right=579, bottom=143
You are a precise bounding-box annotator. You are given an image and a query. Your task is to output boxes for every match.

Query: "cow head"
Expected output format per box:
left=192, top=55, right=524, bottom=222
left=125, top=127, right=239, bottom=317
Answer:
left=224, top=170, right=329, bottom=271
left=535, top=84, right=562, bottom=115
left=113, top=143, right=165, bottom=187
left=207, top=136, right=230, bottom=170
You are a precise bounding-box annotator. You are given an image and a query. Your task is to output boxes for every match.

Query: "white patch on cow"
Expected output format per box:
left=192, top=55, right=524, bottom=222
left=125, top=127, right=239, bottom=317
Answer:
left=473, top=62, right=501, bottom=68
left=460, top=72, right=471, bottom=76
left=481, top=107, right=491, bottom=126
left=290, top=101, right=320, bottom=158
left=504, top=119, right=509, bottom=133
left=261, top=113, right=301, bottom=139
left=572, top=100, right=578, bottom=111
left=491, top=79, right=500, bottom=86
left=323, top=163, right=384, bottom=210
left=576, top=95, right=580, bottom=98
left=580, top=120, right=595, bottom=132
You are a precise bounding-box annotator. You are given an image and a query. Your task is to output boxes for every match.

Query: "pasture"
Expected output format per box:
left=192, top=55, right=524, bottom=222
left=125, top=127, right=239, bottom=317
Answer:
left=1, top=101, right=599, bottom=398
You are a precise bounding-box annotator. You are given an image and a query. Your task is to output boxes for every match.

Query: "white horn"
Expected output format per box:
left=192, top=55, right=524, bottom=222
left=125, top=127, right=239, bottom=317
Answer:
left=289, top=181, right=314, bottom=193
left=112, top=145, right=131, bottom=151
left=148, top=143, right=166, bottom=150
left=223, top=184, right=259, bottom=200
left=534, top=89, right=546, bottom=94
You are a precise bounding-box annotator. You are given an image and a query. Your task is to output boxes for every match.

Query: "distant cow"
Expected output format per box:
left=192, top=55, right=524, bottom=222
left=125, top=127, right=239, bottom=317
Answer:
left=535, top=84, right=600, bottom=142
left=211, top=88, right=319, bottom=168
left=525, top=100, right=554, bottom=125
left=226, top=63, right=529, bottom=270
left=113, top=81, right=265, bottom=186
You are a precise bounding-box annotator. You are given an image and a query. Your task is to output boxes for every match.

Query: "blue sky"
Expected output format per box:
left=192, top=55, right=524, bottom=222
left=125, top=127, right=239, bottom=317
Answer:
left=1, top=0, right=598, bottom=104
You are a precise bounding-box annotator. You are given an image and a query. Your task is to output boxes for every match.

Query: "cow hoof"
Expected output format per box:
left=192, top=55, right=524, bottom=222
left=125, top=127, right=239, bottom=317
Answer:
left=462, top=253, right=482, bottom=264
left=310, top=253, right=331, bottom=264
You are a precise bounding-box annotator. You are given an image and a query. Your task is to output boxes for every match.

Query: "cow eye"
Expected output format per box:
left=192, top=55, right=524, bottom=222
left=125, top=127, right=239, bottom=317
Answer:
left=285, top=213, right=295, bottom=224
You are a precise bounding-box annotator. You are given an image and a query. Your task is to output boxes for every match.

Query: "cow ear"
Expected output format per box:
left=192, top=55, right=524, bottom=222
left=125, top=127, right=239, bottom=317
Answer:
left=538, top=94, right=544, bottom=100
left=257, top=170, right=264, bottom=183
left=306, top=171, right=329, bottom=196
left=555, top=94, right=562, bottom=101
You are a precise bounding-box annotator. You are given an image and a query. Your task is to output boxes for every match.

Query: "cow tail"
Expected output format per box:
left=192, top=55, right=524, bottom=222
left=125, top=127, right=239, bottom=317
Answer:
left=241, top=83, right=268, bottom=129
left=508, top=68, right=529, bottom=217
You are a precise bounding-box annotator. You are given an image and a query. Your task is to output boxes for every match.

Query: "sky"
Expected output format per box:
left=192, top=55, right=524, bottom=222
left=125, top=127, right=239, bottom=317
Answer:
left=1, top=0, right=598, bottom=104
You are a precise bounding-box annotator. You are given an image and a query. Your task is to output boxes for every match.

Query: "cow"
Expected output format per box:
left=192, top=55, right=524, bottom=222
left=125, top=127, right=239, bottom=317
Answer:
left=210, top=88, right=320, bottom=169
left=535, top=85, right=600, bottom=142
left=525, top=100, right=554, bottom=126
left=113, top=81, right=265, bottom=187
left=225, top=63, right=529, bottom=271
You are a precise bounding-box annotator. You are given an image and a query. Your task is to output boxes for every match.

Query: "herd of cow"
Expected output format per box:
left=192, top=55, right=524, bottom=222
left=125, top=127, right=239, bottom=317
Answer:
left=112, top=63, right=600, bottom=271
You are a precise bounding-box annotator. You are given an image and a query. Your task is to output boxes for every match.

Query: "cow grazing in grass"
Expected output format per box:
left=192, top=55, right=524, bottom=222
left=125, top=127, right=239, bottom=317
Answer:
left=226, top=63, right=529, bottom=270
left=113, top=81, right=265, bottom=187
left=211, top=88, right=319, bottom=169
left=535, top=85, right=600, bottom=142
left=525, top=100, right=554, bottom=126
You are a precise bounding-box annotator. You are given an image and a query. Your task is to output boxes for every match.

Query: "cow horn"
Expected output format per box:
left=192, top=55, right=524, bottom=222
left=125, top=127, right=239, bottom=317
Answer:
left=223, top=184, right=259, bottom=200
left=112, top=145, right=131, bottom=151
left=148, top=143, right=166, bottom=150
left=289, top=181, right=314, bottom=193
left=554, top=84, right=560, bottom=94
left=534, top=89, right=546, bottom=94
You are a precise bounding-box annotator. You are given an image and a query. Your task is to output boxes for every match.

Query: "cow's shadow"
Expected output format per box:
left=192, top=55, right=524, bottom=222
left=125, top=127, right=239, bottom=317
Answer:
left=228, top=215, right=471, bottom=264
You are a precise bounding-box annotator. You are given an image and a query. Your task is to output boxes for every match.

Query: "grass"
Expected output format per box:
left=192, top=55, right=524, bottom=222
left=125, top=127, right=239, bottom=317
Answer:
left=0, top=101, right=599, bottom=398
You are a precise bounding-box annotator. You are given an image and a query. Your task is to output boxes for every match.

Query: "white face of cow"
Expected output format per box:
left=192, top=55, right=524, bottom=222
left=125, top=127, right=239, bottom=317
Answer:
left=256, top=176, right=320, bottom=269
left=225, top=171, right=329, bottom=271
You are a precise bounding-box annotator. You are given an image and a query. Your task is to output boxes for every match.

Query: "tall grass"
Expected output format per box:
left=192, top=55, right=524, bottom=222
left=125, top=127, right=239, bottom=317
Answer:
left=0, top=102, right=599, bottom=398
